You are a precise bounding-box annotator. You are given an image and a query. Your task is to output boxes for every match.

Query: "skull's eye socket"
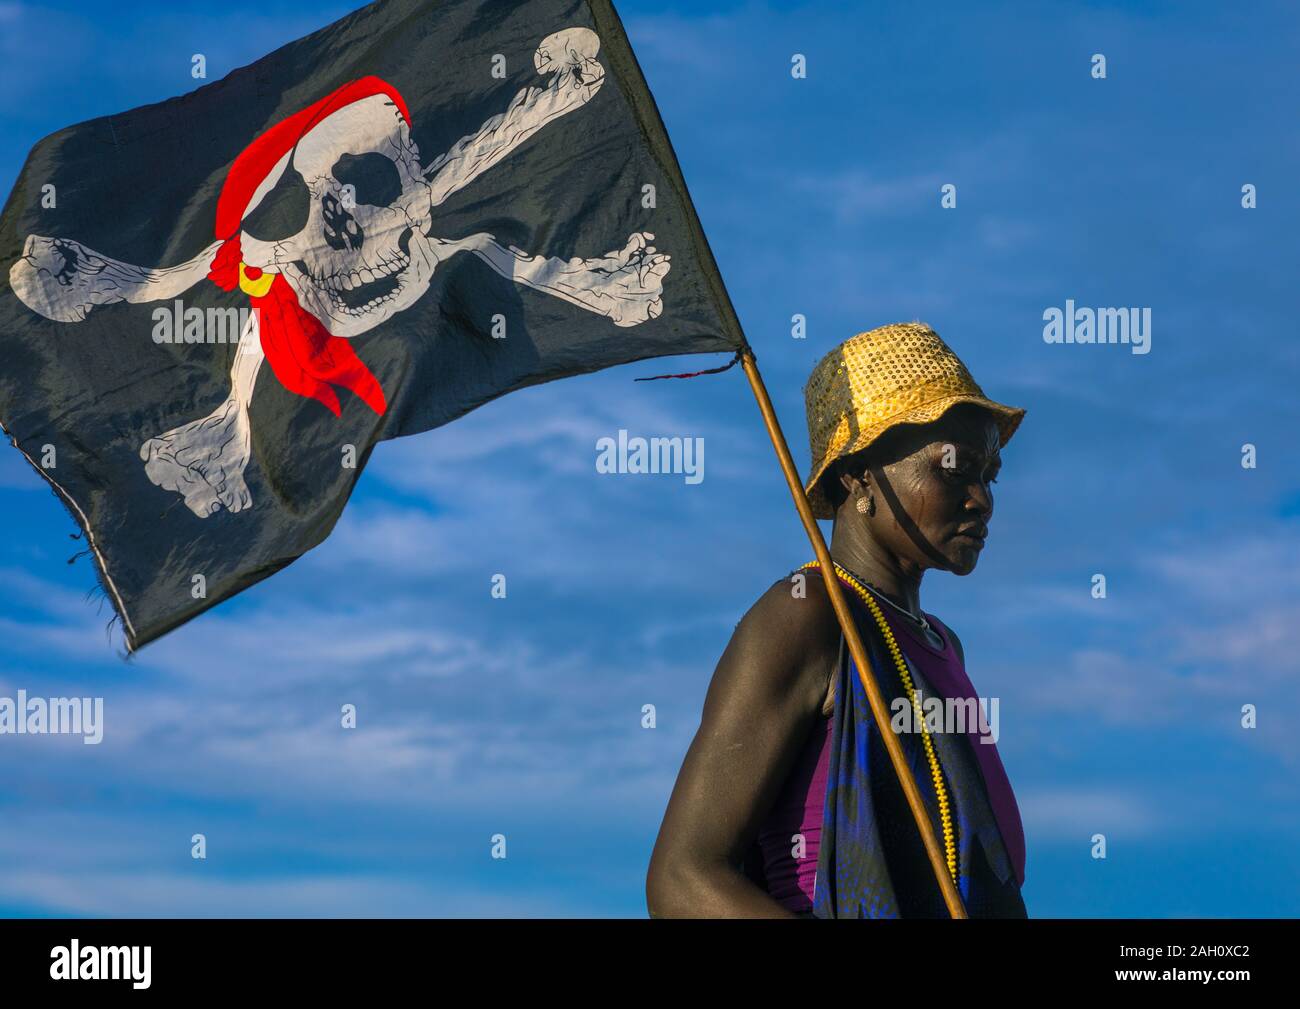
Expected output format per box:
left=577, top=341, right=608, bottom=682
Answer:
left=331, top=152, right=402, bottom=208
left=240, top=166, right=309, bottom=243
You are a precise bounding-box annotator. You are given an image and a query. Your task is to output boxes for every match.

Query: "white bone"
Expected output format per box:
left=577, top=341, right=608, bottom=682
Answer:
left=423, top=27, right=605, bottom=208
left=431, top=230, right=668, bottom=327
left=139, top=310, right=263, bottom=517
left=9, top=235, right=222, bottom=323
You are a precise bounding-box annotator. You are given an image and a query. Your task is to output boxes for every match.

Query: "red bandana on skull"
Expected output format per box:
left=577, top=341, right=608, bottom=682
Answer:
left=206, top=77, right=409, bottom=417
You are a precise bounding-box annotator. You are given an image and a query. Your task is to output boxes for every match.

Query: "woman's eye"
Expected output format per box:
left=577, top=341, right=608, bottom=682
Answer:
left=941, top=462, right=997, bottom=485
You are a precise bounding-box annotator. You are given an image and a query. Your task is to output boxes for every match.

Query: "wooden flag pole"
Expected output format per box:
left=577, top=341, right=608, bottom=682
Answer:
left=739, top=348, right=968, bottom=920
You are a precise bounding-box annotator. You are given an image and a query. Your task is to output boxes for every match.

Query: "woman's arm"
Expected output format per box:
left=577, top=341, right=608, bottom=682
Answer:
left=645, top=575, right=841, bottom=918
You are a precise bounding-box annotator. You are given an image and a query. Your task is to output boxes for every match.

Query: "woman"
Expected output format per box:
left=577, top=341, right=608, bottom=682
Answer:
left=645, top=322, right=1028, bottom=918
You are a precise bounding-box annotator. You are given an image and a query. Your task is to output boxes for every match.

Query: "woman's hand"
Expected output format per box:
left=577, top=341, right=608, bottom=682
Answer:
left=645, top=573, right=841, bottom=918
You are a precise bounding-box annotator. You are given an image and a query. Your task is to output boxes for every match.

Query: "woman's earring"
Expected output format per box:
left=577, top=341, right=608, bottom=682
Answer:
left=856, top=494, right=876, bottom=516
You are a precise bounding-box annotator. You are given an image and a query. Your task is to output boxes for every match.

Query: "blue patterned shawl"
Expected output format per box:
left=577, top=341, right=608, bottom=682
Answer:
left=810, top=591, right=1027, bottom=919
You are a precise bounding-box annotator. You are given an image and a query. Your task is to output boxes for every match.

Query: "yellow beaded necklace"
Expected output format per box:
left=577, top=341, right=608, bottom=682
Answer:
left=800, top=560, right=959, bottom=886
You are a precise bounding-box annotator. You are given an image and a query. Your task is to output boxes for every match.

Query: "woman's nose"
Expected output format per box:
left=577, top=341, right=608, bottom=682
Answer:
left=968, top=482, right=993, bottom=519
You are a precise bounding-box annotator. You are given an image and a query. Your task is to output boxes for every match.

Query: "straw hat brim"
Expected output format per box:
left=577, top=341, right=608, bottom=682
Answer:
left=805, top=393, right=1026, bottom=519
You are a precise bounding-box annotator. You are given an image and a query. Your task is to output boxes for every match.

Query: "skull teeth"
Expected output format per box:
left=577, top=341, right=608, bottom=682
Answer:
left=306, top=255, right=410, bottom=315
left=313, top=252, right=410, bottom=292
left=336, top=292, right=399, bottom=317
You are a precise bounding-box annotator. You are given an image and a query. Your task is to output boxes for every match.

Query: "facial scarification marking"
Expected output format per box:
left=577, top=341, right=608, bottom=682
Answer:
left=8, top=27, right=672, bottom=519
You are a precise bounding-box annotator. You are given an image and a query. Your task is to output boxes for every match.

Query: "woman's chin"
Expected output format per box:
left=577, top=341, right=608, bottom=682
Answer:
left=947, top=546, right=982, bottom=575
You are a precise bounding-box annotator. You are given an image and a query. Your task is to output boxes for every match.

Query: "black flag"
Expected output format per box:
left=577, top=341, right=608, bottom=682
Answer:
left=0, top=0, right=745, bottom=651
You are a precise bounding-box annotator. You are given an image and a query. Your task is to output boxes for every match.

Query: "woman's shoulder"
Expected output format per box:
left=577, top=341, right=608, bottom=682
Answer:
left=721, top=568, right=841, bottom=709
left=740, top=566, right=842, bottom=640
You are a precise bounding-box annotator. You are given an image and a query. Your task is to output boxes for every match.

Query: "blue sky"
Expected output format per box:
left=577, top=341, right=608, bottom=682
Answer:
left=2, top=0, right=1299, bottom=917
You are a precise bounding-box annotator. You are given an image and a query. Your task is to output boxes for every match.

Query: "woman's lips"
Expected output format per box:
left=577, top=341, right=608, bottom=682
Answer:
left=952, top=528, right=987, bottom=548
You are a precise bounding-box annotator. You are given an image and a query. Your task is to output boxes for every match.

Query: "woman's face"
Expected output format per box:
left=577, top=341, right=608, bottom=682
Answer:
left=841, top=405, right=1003, bottom=576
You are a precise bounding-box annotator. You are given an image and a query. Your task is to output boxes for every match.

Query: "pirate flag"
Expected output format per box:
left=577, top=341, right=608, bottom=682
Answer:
left=0, top=0, right=746, bottom=651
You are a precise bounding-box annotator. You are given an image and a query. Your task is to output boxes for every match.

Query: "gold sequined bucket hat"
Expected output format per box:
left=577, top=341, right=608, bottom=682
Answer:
left=804, top=322, right=1026, bottom=519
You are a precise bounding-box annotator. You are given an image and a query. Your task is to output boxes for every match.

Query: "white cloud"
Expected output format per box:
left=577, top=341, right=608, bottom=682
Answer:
left=787, top=167, right=948, bottom=226
left=0, top=868, right=592, bottom=918
left=1017, top=787, right=1159, bottom=840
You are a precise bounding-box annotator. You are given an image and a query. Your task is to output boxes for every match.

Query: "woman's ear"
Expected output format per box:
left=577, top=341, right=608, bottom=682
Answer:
left=837, top=465, right=860, bottom=499
left=838, top=463, right=873, bottom=501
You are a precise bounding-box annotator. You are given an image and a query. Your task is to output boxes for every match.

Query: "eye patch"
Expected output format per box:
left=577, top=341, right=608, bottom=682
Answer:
left=240, top=166, right=310, bottom=242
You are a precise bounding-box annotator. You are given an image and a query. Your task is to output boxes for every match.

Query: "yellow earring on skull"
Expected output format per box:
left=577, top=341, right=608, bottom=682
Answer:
left=238, top=262, right=275, bottom=297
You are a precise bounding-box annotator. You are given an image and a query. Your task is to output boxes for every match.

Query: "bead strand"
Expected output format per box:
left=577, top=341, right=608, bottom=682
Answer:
left=801, top=561, right=959, bottom=886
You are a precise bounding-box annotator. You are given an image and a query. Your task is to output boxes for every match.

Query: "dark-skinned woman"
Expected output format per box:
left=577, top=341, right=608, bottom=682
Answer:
left=646, top=322, right=1028, bottom=918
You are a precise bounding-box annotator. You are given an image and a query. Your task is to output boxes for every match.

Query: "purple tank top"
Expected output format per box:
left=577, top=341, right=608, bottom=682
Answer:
left=751, top=610, right=950, bottom=912
left=753, top=713, right=833, bottom=912
left=752, top=600, right=1027, bottom=911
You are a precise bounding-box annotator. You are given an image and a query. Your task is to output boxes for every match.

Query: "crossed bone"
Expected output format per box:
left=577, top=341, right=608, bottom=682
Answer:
left=8, top=27, right=670, bottom=517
